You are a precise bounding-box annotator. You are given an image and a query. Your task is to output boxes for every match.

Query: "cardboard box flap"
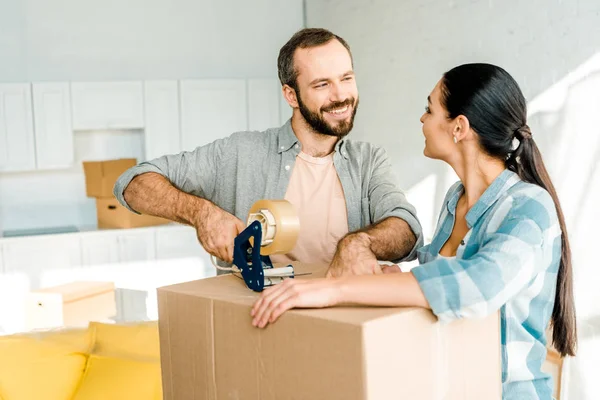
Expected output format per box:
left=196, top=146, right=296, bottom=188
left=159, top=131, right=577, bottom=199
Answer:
left=158, top=289, right=217, bottom=399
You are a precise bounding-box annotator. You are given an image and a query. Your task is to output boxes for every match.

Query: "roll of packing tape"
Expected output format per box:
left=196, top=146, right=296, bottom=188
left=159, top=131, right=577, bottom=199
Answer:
left=247, top=199, right=299, bottom=256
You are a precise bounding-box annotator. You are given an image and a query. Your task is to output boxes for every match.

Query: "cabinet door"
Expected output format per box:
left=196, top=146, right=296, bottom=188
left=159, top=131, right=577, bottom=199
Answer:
left=71, top=82, right=144, bottom=130
left=80, top=233, right=119, bottom=266
left=2, top=235, right=82, bottom=290
left=0, top=84, right=36, bottom=172
left=248, top=78, right=281, bottom=132
left=180, top=79, right=247, bottom=151
left=143, top=81, right=181, bottom=160
left=0, top=243, right=29, bottom=335
left=32, top=83, right=74, bottom=169
left=116, top=230, right=156, bottom=263
left=0, top=242, right=4, bottom=273
left=155, top=225, right=209, bottom=260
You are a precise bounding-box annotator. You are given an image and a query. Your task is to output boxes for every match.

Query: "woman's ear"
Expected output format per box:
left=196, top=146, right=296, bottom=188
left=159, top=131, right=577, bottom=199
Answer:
left=453, top=115, right=471, bottom=143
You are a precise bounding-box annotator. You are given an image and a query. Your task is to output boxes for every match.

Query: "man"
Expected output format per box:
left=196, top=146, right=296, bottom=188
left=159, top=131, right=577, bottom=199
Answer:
left=113, top=28, right=423, bottom=277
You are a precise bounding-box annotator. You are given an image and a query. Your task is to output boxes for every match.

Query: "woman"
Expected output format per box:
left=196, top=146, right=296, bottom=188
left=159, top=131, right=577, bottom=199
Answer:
left=251, top=63, right=577, bottom=399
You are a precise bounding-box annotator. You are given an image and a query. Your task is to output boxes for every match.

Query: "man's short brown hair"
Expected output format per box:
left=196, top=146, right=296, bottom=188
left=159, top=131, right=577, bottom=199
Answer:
left=277, top=28, right=353, bottom=91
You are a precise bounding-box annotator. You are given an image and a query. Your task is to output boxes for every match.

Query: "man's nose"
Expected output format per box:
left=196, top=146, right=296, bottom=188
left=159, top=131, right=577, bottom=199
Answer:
left=328, top=81, right=346, bottom=103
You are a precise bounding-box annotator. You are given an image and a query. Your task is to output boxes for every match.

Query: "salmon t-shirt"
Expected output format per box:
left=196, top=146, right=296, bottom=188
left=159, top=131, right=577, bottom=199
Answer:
left=270, top=151, right=349, bottom=265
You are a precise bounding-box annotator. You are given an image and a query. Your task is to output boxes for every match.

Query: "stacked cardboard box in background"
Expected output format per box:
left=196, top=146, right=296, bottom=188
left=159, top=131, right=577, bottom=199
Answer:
left=82, top=158, right=170, bottom=229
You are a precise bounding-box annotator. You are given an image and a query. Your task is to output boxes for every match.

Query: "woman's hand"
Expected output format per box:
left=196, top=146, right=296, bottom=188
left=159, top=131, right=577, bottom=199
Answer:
left=251, top=278, right=341, bottom=328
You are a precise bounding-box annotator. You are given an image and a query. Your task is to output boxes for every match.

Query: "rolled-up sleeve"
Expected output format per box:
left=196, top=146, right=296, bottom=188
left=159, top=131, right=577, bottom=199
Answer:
left=113, top=136, right=229, bottom=213
left=367, top=147, right=424, bottom=262
left=411, top=216, right=546, bottom=324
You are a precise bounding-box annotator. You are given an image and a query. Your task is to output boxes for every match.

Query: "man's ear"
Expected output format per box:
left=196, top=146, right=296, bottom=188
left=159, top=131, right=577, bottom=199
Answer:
left=453, top=115, right=471, bottom=143
left=282, top=84, right=299, bottom=108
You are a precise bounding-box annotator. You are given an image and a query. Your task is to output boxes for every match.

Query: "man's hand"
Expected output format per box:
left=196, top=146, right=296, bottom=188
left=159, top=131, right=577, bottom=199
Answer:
left=326, top=233, right=382, bottom=278
left=194, top=201, right=246, bottom=263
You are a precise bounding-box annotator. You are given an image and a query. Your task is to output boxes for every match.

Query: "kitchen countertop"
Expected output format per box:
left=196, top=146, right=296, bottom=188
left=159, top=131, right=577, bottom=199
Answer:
left=0, top=222, right=182, bottom=240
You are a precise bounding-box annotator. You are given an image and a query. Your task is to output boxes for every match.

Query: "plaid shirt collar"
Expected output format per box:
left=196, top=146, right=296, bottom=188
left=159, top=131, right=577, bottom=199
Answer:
left=446, top=169, right=522, bottom=228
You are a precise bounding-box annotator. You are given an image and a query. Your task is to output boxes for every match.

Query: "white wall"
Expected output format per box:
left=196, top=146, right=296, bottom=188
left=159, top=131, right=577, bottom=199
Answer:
left=0, top=0, right=303, bottom=232
left=305, top=1, right=600, bottom=399
left=0, top=0, right=303, bottom=82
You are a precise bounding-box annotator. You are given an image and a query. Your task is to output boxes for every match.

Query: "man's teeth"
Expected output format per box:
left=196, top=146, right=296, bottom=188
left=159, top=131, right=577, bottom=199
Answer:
left=327, top=106, right=349, bottom=114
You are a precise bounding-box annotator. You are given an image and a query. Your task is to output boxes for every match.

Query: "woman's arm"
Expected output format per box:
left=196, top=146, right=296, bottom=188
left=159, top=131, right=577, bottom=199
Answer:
left=339, top=272, right=430, bottom=308
left=251, top=272, right=430, bottom=328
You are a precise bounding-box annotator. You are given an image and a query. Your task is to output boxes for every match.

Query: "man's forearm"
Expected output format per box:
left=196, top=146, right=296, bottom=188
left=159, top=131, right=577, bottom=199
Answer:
left=123, top=172, right=210, bottom=226
left=353, top=217, right=417, bottom=261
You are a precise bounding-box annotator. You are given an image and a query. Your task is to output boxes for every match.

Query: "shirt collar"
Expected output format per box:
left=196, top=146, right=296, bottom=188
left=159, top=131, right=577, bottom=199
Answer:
left=447, top=169, right=522, bottom=228
left=277, top=119, right=349, bottom=159
left=277, top=120, right=298, bottom=153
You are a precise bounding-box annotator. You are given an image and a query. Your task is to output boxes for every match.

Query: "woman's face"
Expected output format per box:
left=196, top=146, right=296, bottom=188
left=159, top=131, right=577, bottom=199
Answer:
left=419, top=79, right=457, bottom=161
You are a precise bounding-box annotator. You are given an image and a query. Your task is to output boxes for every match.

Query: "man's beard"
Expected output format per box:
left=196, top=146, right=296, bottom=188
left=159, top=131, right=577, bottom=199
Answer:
left=297, top=92, right=359, bottom=138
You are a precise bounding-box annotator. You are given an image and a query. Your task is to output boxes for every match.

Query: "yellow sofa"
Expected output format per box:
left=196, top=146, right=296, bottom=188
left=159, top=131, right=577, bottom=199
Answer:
left=0, top=321, right=162, bottom=400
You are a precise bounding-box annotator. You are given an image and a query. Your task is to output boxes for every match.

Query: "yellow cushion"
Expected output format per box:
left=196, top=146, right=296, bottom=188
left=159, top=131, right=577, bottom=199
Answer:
left=71, top=321, right=163, bottom=399
left=89, top=321, right=160, bottom=360
left=72, top=355, right=162, bottom=400
left=0, top=328, right=92, bottom=400
left=39, top=327, right=94, bottom=351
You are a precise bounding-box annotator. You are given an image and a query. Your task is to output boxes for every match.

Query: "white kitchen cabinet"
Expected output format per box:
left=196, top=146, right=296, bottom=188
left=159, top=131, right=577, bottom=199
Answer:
left=143, top=81, right=181, bottom=160
left=0, top=242, right=4, bottom=273
left=80, top=233, right=119, bottom=266
left=155, top=225, right=209, bottom=261
left=0, top=250, right=29, bottom=335
left=179, top=79, right=247, bottom=151
left=71, top=81, right=144, bottom=130
left=2, top=235, right=82, bottom=290
left=248, top=78, right=281, bottom=131
left=0, top=84, right=36, bottom=172
left=116, top=230, right=156, bottom=263
left=32, top=83, right=74, bottom=169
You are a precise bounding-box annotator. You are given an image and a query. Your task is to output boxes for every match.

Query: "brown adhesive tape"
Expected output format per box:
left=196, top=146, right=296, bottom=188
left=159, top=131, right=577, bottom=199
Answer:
left=247, top=200, right=300, bottom=256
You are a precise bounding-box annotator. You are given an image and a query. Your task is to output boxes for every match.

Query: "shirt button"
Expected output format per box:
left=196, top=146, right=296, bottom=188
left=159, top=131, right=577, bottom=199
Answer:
left=285, top=165, right=290, bottom=171
left=294, top=144, right=299, bottom=149
left=280, top=146, right=285, bottom=150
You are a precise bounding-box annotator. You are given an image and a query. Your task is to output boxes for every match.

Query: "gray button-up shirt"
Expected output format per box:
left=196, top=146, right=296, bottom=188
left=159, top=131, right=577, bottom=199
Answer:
left=113, top=120, right=424, bottom=262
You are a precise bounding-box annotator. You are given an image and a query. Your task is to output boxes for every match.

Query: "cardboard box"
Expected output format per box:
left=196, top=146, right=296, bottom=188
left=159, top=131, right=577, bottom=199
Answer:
left=82, top=158, right=137, bottom=198
left=96, top=197, right=170, bottom=229
left=157, top=264, right=502, bottom=400
left=26, top=281, right=116, bottom=331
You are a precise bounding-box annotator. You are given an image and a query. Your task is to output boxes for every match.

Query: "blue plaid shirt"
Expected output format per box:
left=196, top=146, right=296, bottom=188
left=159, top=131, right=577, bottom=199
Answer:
left=411, top=169, right=561, bottom=400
